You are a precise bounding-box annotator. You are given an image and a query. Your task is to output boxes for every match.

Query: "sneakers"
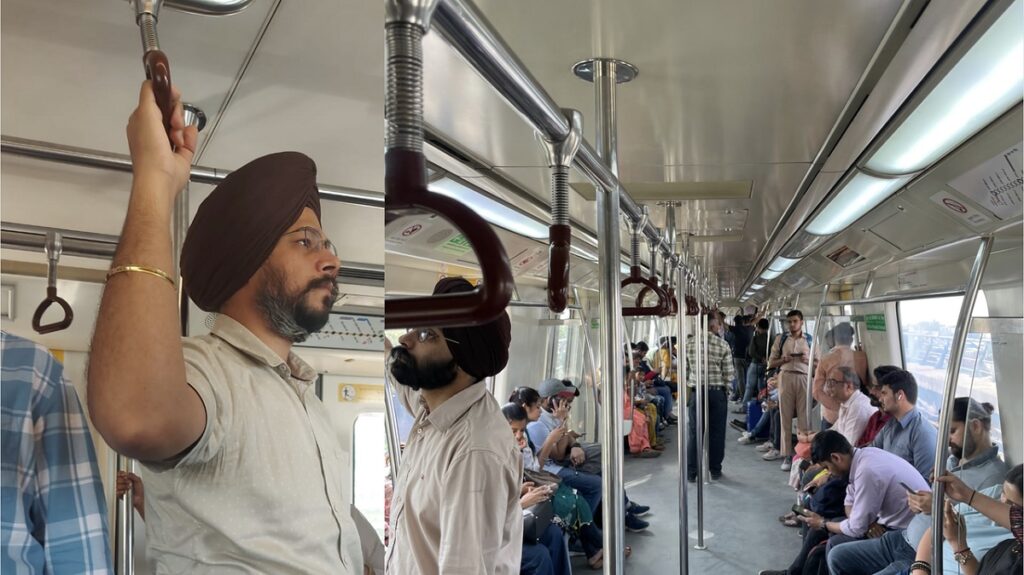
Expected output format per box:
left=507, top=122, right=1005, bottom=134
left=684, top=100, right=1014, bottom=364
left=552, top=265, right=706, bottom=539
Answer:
left=729, top=419, right=747, bottom=432
left=626, top=502, right=651, bottom=517
left=737, top=432, right=757, bottom=445
left=761, top=448, right=782, bottom=461
left=625, top=513, right=649, bottom=532
left=731, top=405, right=747, bottom=414
left=710, top=471, right=722, bottom=480
left=755, top=441, right=774, bottom=453
left=781, top=457, right=792, bottom=472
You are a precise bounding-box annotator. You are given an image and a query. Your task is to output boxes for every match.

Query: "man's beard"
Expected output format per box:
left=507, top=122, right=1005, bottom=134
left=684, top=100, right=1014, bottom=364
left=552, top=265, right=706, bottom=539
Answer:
left=389, top=346, right=458, bottom=391
left=256, top=264, right=338, bottom=343
left=949, top=441, right=964, bottom=461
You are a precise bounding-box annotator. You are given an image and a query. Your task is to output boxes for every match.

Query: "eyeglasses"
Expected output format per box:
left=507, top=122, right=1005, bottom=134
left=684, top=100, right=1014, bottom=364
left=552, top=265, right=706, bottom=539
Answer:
left=824, top=378, right=848, bottom=387
left=285, top=226, right=338, bottom=259
left=406, top=328, right=459, bottom=345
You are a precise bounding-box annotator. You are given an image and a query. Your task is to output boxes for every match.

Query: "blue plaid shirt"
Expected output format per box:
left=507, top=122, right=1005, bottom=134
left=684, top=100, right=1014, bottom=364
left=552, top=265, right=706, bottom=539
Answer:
left=1, top=331, right=112, bottom=573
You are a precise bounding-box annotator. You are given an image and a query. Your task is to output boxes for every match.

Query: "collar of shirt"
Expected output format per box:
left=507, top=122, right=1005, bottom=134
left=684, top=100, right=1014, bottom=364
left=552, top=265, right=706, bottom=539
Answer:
left=538, top=408, right=560, bottom=430
left=896, top=408, right=919, bottom=429
left=840, top=390, right=865, bottom=409
left=422, top=383, right=489, bottom=431
left=950, top=444, right=1002, bottom=472
left=210, top=314, right=317, bottom=383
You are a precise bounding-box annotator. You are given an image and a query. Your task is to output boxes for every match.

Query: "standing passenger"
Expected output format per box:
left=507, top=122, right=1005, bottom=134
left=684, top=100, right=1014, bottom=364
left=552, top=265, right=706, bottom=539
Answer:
left=385, top=277, right=522, bottom=574
left=1, top=332, right=112, bottom=573
left=87, top=81, right=365, bottom=573
left=812, top=322, right=868, bottom=431
left=686, top=313, right=735, bottom=481
left=767, top=309, right=812, bottom=472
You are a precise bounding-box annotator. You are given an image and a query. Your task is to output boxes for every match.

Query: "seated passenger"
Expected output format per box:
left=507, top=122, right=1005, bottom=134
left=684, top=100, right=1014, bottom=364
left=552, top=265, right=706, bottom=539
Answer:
left=827, top=398, right=1009, bottom=575
left=825, top=366, right=876, bottom=446
left=624, top=371, right=662, bottom=457
left=812, top=323, right=868, bottom=431
left=1, top=331, right=112, bottom=573
left=386, top=277, right=522, bottom=574
left=526, top=378, right=650, bottom=531
left=503, top=402, right=614, bottom=571
left=870, top=368, right=938, bottom=480
left=855, top=366, right=898, bottom=447
left=758, top=430, right=929, bottom=575
left=909, top=464, right=1022, bottom=575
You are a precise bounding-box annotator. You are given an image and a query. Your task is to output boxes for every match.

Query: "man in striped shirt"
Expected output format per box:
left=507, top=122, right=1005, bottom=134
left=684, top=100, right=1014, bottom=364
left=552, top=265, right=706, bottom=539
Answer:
left=686, top=313, right=736, bottom=481
left=1, top=331, right=112, bottom=573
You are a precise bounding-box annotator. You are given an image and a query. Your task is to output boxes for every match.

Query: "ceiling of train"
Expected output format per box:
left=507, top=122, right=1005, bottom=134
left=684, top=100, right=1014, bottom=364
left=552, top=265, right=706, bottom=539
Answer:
left=419, top=0, right=905, bottom=296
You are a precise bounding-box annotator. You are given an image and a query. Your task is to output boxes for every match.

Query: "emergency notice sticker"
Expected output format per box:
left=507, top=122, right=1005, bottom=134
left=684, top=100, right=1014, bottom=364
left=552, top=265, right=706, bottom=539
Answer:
left=948, top=143, right=1023, bottom=220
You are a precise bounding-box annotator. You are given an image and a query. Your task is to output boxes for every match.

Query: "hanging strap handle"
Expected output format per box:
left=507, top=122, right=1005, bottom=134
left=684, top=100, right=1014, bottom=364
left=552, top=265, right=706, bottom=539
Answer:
left=32, top=232, right=74, bottom=334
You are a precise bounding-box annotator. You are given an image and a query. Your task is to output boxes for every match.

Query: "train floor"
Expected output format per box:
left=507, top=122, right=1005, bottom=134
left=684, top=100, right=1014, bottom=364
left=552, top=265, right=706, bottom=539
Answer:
left=569, top=414, right=801, bottom=574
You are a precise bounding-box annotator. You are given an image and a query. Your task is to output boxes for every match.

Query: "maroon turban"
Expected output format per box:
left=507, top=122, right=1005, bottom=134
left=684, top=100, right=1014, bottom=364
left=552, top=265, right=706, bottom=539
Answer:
left=181, top=152, right=321, bottom=312
left=433, top=277, right=512, bottom=380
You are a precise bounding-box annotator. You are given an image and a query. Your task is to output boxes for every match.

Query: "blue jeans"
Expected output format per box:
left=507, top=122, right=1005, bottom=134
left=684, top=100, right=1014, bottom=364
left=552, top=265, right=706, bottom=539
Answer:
left=826, top=530, right=915, bottom=575
left=557, top=467, right=602, bottom=515
left=651, top=384, right=674, bottom=419
left=521, top=540, right=554, bottom=575
left=732, top=357, right=750, bottom=399
left=743, top=362, right=765, bottom=404
left=751, top=405, right=776, bottom=440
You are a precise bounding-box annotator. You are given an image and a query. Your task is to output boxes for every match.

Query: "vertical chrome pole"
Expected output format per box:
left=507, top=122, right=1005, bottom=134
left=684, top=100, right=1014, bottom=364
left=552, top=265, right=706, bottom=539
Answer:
left=593, top=57, right=625, bottom=575
left=383, top=373, right=404, bottom=479
left=677, top=263, right=690, bottom=575
left=114, top=457, right=134, bottom=575
left=931, top=236, right=993, bottom=573
left=702, top=288, right=710, bottom=483
left=694, top=306, right=706, bottom=549
left=807, top=283, right=828, bottom=430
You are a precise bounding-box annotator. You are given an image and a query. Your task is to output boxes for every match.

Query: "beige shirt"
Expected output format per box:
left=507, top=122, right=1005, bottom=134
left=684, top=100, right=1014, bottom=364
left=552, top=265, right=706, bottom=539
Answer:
left=770, top=332, right=811, bottom=375
left=386, top=382, right=523, bottom=575
left=812, top=345, right=869, bottom=423
left=139, top=315, right=363, bottom=574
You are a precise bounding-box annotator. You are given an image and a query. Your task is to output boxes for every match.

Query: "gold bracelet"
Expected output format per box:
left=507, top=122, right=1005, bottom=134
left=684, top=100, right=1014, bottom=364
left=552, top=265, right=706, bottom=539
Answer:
left=106, top=264, right=176, bottom=287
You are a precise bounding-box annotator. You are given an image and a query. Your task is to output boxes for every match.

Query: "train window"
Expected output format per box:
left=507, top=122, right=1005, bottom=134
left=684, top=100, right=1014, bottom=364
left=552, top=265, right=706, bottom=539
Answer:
left=956, top=331, right=1003, bottom=453
left=352, top=412, right=387, bottom=542
left=897, top=293, right=990, bottom=426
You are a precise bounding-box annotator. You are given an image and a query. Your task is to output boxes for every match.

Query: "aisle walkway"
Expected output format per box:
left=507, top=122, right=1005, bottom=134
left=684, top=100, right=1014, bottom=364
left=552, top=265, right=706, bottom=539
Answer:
left=571, top=418, right=800, bottom=574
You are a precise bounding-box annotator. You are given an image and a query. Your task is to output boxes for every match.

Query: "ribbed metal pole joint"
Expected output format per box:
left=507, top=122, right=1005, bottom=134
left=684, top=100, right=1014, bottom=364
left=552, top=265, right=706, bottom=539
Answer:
left=385, top=22, right=425, bottom=152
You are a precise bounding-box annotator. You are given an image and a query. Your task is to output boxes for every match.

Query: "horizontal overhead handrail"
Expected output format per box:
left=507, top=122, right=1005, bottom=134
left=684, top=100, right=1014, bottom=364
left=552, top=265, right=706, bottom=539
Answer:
left=384, top=0, right=514, bottom=329
left=1, top=136, right=384, bottom=208
left=820, top=287, right=966, bottom=307
left=431, top=0, right=686, bottom=276
left=1, top=222, right=384, bottom=287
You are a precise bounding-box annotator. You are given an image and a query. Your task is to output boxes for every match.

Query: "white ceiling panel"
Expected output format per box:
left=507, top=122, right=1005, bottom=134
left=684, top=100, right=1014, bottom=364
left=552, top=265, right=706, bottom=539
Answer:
left=1, top=0, right=276, bottom=155
left=198, top=1, right=385, bottom=192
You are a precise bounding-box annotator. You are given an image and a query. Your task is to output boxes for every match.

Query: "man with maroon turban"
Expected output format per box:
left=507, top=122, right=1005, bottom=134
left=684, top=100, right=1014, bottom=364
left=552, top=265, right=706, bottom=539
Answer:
left=87, top=81, right=366, bottom=573
left=385, top=277, right=522, bottom=574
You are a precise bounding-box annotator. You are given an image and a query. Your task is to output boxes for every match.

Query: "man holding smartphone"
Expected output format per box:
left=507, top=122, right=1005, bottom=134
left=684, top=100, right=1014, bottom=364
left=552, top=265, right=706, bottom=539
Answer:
left=767, top=310, right=813, bottom=471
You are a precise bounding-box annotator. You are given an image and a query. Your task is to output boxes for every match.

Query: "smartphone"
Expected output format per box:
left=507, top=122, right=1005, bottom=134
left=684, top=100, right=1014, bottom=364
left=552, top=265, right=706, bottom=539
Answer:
left=575, top=432, right=587, bottom=438
left=899, top=482, right=919, bottom=495
left=791, top=504, right=809, bottom=516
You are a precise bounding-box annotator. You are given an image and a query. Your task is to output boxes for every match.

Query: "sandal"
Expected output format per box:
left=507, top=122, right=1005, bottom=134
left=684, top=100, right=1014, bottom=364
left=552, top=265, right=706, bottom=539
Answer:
left=651, top=443, right=666, bottom=451
left=634, top=447, right=662, bottom=458
left=783, top=517, right=801, bottom=528
left=779, top=512, right=796, bottom=523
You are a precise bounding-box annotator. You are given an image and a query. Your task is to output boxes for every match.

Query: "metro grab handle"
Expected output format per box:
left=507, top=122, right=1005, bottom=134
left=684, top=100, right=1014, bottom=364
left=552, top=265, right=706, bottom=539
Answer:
left=622, top=266, right=670, bottom=317
left=384, top=149, right=514, bottom=329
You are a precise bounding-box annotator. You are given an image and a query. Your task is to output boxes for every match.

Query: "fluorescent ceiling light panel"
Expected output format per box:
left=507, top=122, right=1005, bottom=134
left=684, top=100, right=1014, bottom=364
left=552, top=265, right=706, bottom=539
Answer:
left=760, top=269, right=783, bottom=280
left=570, top=244, right=599, bottom=262
left=866, top=1, right=1024, bottom=174
left=430, top=178, right=548, bottom=240
left=806, top=172, right=911, bottom=236
left=768, top=256, right=800, bottom=272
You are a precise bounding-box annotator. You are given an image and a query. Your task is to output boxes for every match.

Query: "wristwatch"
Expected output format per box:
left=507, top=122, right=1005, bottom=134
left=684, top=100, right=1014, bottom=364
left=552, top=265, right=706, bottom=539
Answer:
left=953, top=547, right=975, bottom=565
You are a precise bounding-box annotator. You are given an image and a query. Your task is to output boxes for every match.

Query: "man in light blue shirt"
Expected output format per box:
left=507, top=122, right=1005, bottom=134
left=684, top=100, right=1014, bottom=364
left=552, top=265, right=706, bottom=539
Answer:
left=870, top=369, right=937, bottom=480
left=1, top=331, right=112, bottom=574
left=826, top=397, right=1009, bottom=575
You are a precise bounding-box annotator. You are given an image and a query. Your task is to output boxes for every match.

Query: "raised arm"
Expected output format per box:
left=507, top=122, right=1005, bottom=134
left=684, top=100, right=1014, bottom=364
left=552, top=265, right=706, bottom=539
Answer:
left=87, top=81, right=205, bottom=462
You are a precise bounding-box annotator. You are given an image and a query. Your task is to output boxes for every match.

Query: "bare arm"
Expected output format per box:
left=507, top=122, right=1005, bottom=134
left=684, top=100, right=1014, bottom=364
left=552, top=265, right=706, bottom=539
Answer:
left=87, top=81, right=204, bottom=462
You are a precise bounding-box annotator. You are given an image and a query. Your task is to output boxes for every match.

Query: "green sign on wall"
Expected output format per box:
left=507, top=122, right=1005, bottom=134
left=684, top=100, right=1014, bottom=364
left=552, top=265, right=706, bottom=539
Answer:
left=865, top=314, right=887, bottom=331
